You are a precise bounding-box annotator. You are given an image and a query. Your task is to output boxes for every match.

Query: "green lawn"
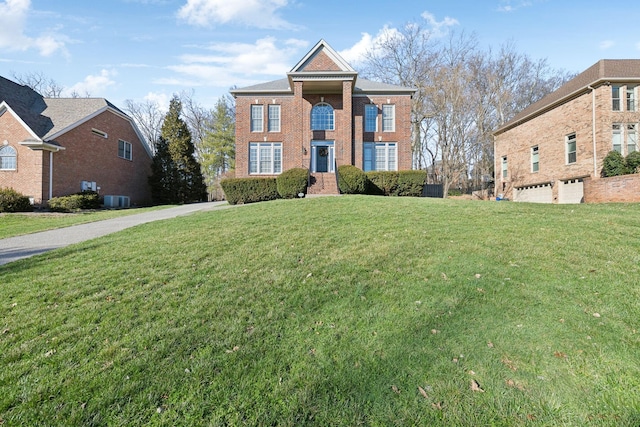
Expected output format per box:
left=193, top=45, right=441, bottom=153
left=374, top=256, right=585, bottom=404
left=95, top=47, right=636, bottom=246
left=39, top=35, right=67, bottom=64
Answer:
left=1, top=196, right=639, bottom=426
left=0, top=206, right=169, bottom=239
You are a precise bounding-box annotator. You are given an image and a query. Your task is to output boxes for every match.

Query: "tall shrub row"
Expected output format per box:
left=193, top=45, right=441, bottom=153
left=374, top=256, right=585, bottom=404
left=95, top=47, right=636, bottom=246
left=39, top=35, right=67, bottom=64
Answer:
left=602, top=150, right=640, bottom=177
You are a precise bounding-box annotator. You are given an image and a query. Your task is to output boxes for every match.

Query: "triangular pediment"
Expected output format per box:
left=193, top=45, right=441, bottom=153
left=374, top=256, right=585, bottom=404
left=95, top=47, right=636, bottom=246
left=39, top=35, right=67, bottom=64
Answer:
left=290, top=39, right=356, bottom=73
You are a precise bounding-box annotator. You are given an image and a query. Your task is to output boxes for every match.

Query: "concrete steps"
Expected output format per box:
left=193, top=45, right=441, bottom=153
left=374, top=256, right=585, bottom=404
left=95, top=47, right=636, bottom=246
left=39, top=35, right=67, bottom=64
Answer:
left=307, top=172, right=340, bottom=195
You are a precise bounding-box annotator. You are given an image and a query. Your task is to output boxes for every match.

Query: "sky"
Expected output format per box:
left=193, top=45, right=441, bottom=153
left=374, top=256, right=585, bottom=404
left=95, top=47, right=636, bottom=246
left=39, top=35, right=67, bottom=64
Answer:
left=2, top=0, right=640, bottom=111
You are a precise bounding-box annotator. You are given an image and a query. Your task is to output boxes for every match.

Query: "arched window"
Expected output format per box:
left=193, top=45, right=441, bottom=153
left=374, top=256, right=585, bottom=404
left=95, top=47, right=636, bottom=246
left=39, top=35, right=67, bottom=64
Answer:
left=311, top=103, right=335, bottom=130
left=0, top=145, right=17, bottom=170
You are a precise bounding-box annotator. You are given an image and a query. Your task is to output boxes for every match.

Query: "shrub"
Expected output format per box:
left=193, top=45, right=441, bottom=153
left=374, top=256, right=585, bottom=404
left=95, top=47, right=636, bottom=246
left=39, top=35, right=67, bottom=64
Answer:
left=366, top=171, right=398, bottom=196
left=48, top=191, right=101, bottom=212
left=602, top=150, right=627, bottom=177
left=337, top=165, right=366, bottom=194
left=220, top=178, right=279, bottom=205
left=625, top=151, right=640, bottom=173
left=396, top=170, right=427, bottom=196
left=0, top=187, right=33, bottom=213
left=276, top=168, right=308, bottom=199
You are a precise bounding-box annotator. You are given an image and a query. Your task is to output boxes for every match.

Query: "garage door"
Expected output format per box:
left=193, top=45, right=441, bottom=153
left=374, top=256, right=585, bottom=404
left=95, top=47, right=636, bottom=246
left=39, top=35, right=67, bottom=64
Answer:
left=514, top=183, right=553, bottom=203
left=558, top=178, right=584, bottom=204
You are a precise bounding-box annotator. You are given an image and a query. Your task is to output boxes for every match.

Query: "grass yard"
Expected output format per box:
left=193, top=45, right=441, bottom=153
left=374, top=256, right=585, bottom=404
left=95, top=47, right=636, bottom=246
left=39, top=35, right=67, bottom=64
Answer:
left=1, top=196, right=639, bottom=426
left=0, top=206, right=169, bottom=239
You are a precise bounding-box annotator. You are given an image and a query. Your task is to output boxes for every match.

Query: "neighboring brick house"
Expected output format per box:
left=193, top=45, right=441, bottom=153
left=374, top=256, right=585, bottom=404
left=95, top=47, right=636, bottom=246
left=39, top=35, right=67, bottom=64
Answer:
left=230, top=40, right=415, bottom=194
left=494, top=59, right=640, bottom=203
left=0, top=76, right=152, bottom=206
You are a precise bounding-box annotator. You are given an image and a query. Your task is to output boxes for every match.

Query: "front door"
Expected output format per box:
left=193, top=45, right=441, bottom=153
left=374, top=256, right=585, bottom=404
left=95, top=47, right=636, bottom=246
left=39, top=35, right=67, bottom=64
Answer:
left=311, top=141, right=334, bottom=173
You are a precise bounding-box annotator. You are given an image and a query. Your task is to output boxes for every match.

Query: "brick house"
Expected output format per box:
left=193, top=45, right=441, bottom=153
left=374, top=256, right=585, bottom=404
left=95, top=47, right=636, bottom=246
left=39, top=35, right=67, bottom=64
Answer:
left=494, top=59, right=640, bottom=203
left=0, top=76, right=152, bottom=207
left=230, top=40, right=415, bottom=194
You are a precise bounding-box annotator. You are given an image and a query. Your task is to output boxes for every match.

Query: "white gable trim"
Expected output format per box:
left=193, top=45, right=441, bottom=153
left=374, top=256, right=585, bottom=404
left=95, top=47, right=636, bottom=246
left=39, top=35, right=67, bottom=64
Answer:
left=0, top=101, right=42, bottom=141
left=290, top=39, right=355, bottom=73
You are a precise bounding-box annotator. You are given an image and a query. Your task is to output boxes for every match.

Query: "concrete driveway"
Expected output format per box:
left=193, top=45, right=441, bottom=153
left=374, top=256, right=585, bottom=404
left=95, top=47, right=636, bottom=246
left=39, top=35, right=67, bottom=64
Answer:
left=0, top=202, right=231, bottom=266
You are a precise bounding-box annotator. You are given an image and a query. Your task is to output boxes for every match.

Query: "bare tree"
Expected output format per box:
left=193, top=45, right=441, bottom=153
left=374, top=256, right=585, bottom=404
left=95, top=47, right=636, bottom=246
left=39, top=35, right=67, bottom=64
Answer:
left=179, top=90, right=213, bottom=163
left=11, top=71, right=64, bottom=97
left=124, top=99, right=164, bottom=155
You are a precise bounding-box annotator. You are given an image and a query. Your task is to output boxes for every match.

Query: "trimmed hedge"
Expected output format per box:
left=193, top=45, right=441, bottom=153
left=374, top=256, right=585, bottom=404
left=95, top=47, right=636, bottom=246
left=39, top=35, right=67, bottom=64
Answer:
left=337, top=165, right=367, bottom=194
left=625, top=151, right=640, bottom=173
left=276, top=168, right=308, bottom=199
left=0, top=187, right=33, bottom=213
left=366, top=170, right=427, bottom=196
left=220, top=177, right=279, bottom=205
left=602, top=150, right=627, bottom=177
left=47, top=191, right=101, bottom=212
left=366, top=171, right=398, bottom=196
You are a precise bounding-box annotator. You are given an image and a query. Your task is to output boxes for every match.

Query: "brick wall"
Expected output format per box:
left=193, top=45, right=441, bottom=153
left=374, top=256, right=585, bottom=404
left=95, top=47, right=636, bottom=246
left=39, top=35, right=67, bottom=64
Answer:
left=299, top=50, right=342, bottom=72
left=494, top=83, right=640, bottom=202
left=0, top=111, right=46, bottom=203
left=584, top=174, right=640, bottom=203
left=52, top=110, right=152, bottom=205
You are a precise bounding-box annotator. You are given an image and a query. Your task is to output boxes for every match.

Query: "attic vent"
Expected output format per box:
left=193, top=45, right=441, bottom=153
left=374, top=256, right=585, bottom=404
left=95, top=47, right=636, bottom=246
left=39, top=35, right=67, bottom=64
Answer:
left=91, top=128, right=108, bottom=138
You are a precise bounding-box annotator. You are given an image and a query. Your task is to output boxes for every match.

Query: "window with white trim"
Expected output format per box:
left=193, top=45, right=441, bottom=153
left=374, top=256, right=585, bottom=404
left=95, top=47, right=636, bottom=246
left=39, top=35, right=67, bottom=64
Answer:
left=612, top=85, right=621, bottom=111
left=251, top=105, right=263, bottom=132
left=612, top=124, right=623, bottom=153
left=311, top=103, right=334, bottom=130
left=118, top=140, right=132, bottom=160
left=627, top=85, right=636, bottom=112
left=249, top=142, right=282, bottom=174
left=0, top=145, right=17, bottom=170
left=364, top=104, right=377, bottom=132
left=363, top=142, right=397, bottom=171
left=268, top=104, right=280, bottom=132
left=566, top=133, right=577, bottom=164
left=382, top=104, right=395, bottom=132
left=501, top=156, right=508, bottom=179
left=531, top=145, right=539, bottom=172
left=627, top=124, right=637, bottom=153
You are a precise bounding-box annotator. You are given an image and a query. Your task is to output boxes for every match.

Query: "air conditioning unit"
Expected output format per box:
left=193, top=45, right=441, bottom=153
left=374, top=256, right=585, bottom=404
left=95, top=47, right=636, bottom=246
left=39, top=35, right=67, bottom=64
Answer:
left=103, top=195, right=130, bottom=208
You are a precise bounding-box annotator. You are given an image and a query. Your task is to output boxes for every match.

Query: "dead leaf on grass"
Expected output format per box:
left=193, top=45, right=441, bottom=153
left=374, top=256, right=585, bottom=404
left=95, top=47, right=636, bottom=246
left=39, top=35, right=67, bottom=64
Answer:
left=475, top=274, right=482, bottom=279
left=432, top=401, right=443, bottom=410
left=487, top=341, right=494, bottom=348
left=431, top=329, right=439, bottom=334
left=506, top=379, right=526, bottom=391
left=441, top=272, right=448, bottom=280
left=392, top=385, right=400, bottom=394
left=593, top=312, right=601, bottom=318
left=418, top=386, right=429, bottom=399
left=554, top=351, right=567, bottom=359
left=501, top=357, right=517, bottom=371
left=471, top=379, right=485, bottom=392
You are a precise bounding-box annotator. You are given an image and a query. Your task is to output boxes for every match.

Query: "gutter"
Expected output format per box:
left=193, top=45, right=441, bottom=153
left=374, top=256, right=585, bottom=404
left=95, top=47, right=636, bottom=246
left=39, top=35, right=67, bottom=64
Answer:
left=587, top=85, right=598, bottom=177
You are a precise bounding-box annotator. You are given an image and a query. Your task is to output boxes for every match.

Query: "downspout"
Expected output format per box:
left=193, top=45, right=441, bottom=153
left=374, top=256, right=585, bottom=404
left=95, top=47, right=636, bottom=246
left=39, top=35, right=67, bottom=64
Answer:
left=49, top=150, right=54, bottom=200
left=587, top=85, right=597, bottom=176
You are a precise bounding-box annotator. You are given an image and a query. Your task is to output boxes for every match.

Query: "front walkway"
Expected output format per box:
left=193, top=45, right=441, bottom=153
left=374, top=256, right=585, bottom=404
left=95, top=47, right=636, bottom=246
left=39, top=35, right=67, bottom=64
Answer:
left=0, top=202, right=231, bottom=266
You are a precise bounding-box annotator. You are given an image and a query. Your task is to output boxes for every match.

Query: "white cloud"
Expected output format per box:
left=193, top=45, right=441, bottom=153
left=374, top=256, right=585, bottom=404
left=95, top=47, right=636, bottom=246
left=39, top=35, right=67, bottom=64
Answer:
left=421, top=11, right=459, bottom=36
left=0, top=0, right=68, bottom=57
left=599, top=40, right=615, bottom=50
left=497, top=0, right=533, bottom=12
left=65, top=69, right=117, bottom=97
left=177, top=0, right=298, bottom=29
left=143, top=92, right=169, bottom=112
left=339, top=27, right=401, bottom=67
left=161, top=37, right=308, bottom=89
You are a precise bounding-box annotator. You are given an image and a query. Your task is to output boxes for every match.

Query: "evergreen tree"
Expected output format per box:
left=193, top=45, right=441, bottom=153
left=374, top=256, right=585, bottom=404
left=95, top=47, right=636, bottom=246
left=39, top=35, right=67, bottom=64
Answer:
left=150, top=96, right=207, bottom=204
left=200, top=95, right=236, bottom=195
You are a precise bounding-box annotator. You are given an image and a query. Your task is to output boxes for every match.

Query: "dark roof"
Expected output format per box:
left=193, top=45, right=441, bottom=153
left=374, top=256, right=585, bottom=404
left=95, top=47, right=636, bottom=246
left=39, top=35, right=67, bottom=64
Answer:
left=495, top=59, right=640, bottom=135
left=230, top=77, right=415, bottom=95
left=1, top=75, right=131, bottom=140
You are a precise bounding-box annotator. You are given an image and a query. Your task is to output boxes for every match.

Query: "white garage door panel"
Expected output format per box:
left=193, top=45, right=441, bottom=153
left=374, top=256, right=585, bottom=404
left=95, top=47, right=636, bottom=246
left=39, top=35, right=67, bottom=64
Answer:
left=515, top=184, right=552, bottom=203
left=558, top=180, right=584, bottom=204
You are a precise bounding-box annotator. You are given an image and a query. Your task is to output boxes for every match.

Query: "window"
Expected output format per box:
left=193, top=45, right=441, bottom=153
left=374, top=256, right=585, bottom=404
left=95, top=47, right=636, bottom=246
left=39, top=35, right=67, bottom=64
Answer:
left=251, top=105, right=263, bottom=132
left=501, top=156, right=508, bottom=179
left=612, top=124, right=623, bottom=153
left=612, top=85, right=621, bottom=111
left=268, top=105, right=280, bottom=132
left=118, top=140, right=132, bottom=160
left=566, top=133, right=577, bottom=164
left=531, top=146, right=539, bottom=172
left=364, top=104, right=377, bottom=132
left=627, top=124, right=638, bottom=153
left=363, top=142, right=397, bottom=171
left=382, top=104, right=395, bottom=132
left=0, top=145, right=17, bottom=170
left=311, top=103, right=334, bottom=130
left=627, top=86, right=636, bottom=112
left=249, top=143, right=282, bottom=174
